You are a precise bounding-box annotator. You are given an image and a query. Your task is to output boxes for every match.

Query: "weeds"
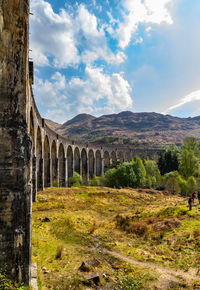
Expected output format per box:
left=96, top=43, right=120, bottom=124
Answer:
left=55, top=244, right=64, bottom=259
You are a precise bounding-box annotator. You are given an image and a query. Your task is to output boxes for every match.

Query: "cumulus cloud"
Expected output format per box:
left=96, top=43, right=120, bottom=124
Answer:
left=117, top=0, right=174, bottom=49
left=33, top=66, right=133, bottom=123
left=30, top=0, right=126, bottom=67
left=30, top=0, right=79, bottom=67
left=164, top=90, right=200, bottom=115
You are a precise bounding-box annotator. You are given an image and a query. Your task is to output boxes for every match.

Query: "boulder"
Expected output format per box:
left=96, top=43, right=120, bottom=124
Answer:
left=79, top=259, right=100, bottom=272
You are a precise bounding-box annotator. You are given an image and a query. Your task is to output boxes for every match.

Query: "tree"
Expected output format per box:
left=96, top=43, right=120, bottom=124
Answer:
left=143, top=159, right=161, bottom=188
left=158, top=150, right=179, bottom=175
left=165, top=177, right=180, bottom=194
left=179, top=149, right=199, bottom=179
left=183, top=137, right=200, bottom=156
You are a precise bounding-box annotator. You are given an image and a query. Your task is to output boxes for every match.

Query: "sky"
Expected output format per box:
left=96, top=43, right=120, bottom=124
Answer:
left=30, top=0, right=200, bottom=124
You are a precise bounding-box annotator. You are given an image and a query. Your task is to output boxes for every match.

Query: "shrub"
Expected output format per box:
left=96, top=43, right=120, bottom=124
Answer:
left=68, top=172, right=82, bottom=187
left=165, top=177, right=180, bottom=194
left=89, top=175, right=101, bottom=186
left=52, top=179, right=59, bottom=187
left=104, top=158, right=146, bottom=188
left=187, top=176, right=197, bottom=194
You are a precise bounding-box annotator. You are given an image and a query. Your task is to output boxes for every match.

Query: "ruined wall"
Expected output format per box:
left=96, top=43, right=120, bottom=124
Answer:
left=0, top=0, right=31, bottom=284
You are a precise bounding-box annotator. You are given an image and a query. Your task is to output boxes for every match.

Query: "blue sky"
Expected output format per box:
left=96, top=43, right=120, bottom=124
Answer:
left=30, top=0, right=200, bottom=123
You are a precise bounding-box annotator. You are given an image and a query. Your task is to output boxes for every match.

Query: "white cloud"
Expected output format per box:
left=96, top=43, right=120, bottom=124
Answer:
left=107, top=11, right=118, bottom=25
left=164, top=90, right=200, bottom=114
left=30, top=0, right=79, bottom=68
left=34, top=72, right=68, bottom=107
left=117, top=0, right=174, bottom=49
left=30, top=0, right=126, bottom=67
left=33, top=66, right=133, bottom=123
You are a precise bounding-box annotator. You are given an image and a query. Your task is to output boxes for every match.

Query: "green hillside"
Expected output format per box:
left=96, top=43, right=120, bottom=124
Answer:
left=32, top=187, right=200, bottom=289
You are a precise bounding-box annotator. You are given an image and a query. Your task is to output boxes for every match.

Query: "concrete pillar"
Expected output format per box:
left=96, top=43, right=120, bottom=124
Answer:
left=101, top=158, right=104, bottom=176
left=49, top=158, right=52, bottom=187
left=87, top=158, right=89, bottom=181
left=56, top=158, right=59, bottom=187
left=41, top=157, right=44, bottom=190
left=64, top=157, right=67, bottom=187
left=94, top=156, right=96, bottom=176
left=80, top=157, right=83, bottom=178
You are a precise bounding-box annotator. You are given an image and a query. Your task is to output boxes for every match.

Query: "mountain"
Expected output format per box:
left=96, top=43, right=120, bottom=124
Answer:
left=46, top=111, right=200, bottom=147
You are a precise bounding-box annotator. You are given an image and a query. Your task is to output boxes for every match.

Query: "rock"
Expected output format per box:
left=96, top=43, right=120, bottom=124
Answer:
left=79, top=259, right=100, bottom=272
left=41, top=266, right=51, bottom=274
left=31, top=263, right=37, bottom=279
left=42, top=217, right=51, bottom=222
left=84, top=272, right=101, bottom=285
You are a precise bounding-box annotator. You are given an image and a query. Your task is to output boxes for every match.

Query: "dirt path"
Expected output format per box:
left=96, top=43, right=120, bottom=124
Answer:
left=101, top=248, right=200, bottom=289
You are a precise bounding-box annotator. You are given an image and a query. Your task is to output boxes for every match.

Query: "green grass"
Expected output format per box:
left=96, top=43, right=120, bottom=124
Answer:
left=32, top=187, right=200, bottom=289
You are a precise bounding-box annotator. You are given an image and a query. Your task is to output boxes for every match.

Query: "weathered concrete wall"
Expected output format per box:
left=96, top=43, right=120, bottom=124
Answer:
left=0, top=0, right=31, bottom=285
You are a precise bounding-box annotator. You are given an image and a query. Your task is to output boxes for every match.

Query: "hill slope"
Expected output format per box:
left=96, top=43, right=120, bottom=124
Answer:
left=32, top=187, right=200, bottom=289
left=46, top=111, right=200, bottom=146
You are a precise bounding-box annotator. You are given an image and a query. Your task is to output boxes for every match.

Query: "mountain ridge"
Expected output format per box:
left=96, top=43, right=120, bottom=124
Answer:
left=45, top=111, right=200, bottom=147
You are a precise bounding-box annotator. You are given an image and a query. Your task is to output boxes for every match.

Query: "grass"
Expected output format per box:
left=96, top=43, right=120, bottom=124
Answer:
left=32, top=187, right=200, bottom=289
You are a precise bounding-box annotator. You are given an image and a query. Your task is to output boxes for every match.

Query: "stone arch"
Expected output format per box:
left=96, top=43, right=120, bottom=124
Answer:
left=58, top=143, right=65, bottom=187
left=81, top=148, right=87, bottom=182
left=118, top=151, right=124, bottom=163
left=88, top=149, right=95, bottom=179
left=44, top=135, right=50, bottom=188
left=95, top=150, right=102, bottom=177
left=51, top=140, right=57, bottom=186
left=67, top=145, right=73, bottom=179
left=111, top=151, right=117, bottom=167
left=103, top=151, right=110, bottom=173
left=74, top=147, right=80, bottom=174
left=36, top=126, right=43, bottom=191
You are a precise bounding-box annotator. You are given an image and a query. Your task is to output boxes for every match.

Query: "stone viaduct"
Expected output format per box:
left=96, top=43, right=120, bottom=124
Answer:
left=0, top=0, right=160, bottom=285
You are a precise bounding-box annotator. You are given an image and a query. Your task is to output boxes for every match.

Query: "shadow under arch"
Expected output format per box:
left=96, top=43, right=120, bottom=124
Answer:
left=44, top=135, right=50, bottom=188
left=58, top=143, right=65, bottom=187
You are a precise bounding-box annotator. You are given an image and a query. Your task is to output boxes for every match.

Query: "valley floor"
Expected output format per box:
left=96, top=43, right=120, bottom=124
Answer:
left=32, top=187, right=200, bottom=289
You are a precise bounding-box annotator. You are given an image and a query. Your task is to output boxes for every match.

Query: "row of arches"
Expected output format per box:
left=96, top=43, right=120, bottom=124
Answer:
left=29, top=109, right=133, bottom=201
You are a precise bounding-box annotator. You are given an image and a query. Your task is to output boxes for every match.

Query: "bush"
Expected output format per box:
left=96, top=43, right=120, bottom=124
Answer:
left=68, top=172, right=82, bottom=187
left=104, top=158, right=146, bottom=188
left=52, top=179, right=59, bottom=187
left=187, top=176, right=197, bottom=194
left=165, top=177, right=180, bottom=194
left=89, top=175, right=101, bottom=186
